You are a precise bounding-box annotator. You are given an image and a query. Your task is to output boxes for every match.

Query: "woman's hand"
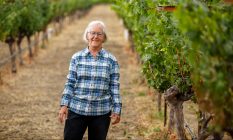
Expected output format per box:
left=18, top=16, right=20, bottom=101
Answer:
left=58, top=106, right=68, bottom=123
left=110, top=113, right=121, bottom=125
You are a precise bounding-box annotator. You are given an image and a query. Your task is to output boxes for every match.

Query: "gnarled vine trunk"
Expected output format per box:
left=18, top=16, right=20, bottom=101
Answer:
left=34, top=32, right=39, bottom=56
left=164, top=85, right=187, bottom=140
left=158, top=92, right=162, bottom=112
left=42, top=28, right=48, bottom=48
left=17, top=34, right=24, bottom=65
left=167, top=103, right=175, bottom=132
left=26, top=35, right=33, bottom=58
left=6, top=37, right=17, bottom=73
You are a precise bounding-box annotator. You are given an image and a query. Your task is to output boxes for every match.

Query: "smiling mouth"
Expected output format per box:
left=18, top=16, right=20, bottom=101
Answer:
left=92, top=40, right=100, bottom=42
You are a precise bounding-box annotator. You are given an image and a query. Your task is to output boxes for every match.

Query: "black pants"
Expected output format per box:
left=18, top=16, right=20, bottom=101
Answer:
left=64, top=110, right=111, bottom=140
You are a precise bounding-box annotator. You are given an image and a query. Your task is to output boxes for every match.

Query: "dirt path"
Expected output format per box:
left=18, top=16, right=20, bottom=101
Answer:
left=0, top=5, right=167, bottom=140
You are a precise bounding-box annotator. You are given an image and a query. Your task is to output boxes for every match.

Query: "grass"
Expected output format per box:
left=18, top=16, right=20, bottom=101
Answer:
left=150, top=111, right=164, bottom=121
left=138, top=92, right=146, bottom=96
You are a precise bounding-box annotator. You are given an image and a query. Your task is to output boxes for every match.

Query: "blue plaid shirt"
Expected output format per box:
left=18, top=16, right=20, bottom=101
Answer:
left=60, top=47, right=122, bottom=116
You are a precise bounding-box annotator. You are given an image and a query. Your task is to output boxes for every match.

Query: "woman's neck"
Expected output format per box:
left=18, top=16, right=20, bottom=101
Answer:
left=88, top=46, right=102, bottom=57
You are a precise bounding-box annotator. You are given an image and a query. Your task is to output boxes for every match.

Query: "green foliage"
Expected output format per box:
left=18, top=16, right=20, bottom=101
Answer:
left=112, top=0, right=192, bottom=94
left=0, top=1, right=21, bottom=40
left=0, top=0, right=108, bottom=42
left=113, top=0, right=233, bottom=130
left=174, top=0, right=233, bottom=127
left=156, top=0, right=178, bottom=5
left=18, top=0, right=44, bottom=36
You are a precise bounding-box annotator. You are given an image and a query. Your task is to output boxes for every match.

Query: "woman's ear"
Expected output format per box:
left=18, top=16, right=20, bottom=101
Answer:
left=104, top=34, right=107, bottom=42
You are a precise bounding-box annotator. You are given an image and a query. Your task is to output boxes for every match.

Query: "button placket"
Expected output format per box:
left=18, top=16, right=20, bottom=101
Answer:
left=93, top=57, right=98, bottom=88
left=90, top=57, right=94, bottom=88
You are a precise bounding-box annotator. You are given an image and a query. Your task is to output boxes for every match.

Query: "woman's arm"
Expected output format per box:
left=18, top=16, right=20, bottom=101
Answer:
left=109, top=60, right=122, bottom=116
left=60, top=55, right=77, bottom=107
left=59, top=55, right=77, bottom=123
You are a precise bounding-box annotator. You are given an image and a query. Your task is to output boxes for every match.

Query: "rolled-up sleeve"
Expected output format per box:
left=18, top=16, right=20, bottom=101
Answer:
left=110, top=60, right=122, bottom=115
left=60, top=55, right=77, bottom=107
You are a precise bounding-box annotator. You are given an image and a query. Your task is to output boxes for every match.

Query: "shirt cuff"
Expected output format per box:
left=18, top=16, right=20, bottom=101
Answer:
left=60, top=95, right=70, bottom=107
left=113, top=106, right=121, bottom=115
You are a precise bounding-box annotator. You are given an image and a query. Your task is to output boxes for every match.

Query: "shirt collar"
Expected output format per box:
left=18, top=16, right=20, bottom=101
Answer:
left=83, top=47, right=89, bottom=55
left=83, top=47, right=105, bottom=57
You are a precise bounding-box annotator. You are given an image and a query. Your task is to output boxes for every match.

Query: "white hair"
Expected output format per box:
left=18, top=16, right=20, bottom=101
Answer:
left=83, top=20, right=107, bottom=43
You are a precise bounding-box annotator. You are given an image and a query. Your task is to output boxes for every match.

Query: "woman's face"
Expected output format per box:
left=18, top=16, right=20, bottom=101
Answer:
left=87, top=25, right=105, bottom=48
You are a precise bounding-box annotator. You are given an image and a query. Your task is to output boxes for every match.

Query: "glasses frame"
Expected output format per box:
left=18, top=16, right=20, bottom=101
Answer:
left=88, top=31, right=104, bottom=37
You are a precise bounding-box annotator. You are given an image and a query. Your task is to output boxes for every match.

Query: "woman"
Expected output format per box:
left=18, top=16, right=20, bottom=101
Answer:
left=58, top=20, right=122, bottom=140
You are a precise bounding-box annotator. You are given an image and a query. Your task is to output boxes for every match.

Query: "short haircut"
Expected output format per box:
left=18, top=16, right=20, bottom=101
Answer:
left=83, top=20, right=107, bottom=43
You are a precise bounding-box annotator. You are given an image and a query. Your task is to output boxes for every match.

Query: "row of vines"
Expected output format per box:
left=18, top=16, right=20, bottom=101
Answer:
left=113, top=0, right=232, bottom=139
left=0, top=0, right=108, bottom=72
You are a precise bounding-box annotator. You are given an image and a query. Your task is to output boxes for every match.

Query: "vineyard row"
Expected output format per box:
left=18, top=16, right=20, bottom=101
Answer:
left=112, top=0, right=233, bottom=139
left=0, top=0, right=109, bottom=72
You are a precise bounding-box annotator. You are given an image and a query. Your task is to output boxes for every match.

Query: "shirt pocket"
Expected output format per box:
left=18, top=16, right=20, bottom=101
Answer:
left=76, top=63, right=90, bottom=78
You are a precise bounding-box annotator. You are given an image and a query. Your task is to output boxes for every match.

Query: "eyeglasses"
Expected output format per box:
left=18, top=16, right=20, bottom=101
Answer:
left=88, top=31, right=104, bottom=37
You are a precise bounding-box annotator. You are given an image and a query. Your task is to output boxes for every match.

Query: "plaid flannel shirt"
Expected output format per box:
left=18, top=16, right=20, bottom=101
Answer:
left=60, top=47, right=122, bottom=116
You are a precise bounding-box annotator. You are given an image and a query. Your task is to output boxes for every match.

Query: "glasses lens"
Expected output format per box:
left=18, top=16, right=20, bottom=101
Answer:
left=89, top=31, right=103, bottom=37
